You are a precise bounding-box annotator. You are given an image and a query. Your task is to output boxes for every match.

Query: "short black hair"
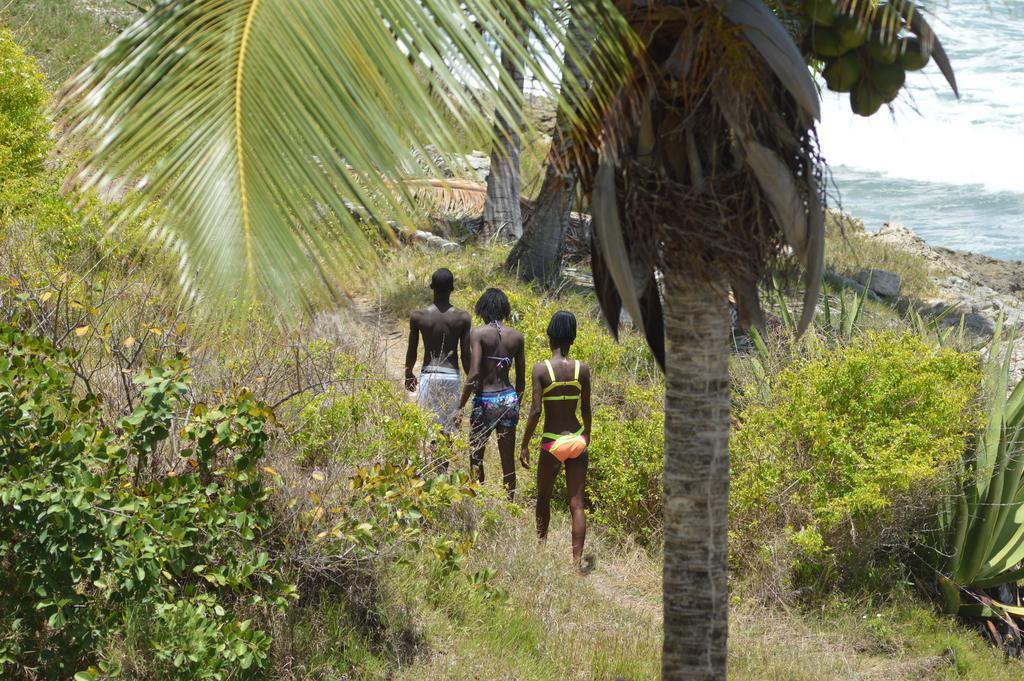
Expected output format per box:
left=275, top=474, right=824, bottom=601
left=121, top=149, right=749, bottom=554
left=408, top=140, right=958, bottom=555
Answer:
left=430, top=268, right=454, bottom=292
left=547, top=310, right=577, bottom=344
left=475, top=288, right=511, bottom=323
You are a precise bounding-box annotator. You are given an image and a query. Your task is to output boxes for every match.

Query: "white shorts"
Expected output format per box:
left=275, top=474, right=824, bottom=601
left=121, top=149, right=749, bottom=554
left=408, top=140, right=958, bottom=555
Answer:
left=418, top=366, right=461, bottom=435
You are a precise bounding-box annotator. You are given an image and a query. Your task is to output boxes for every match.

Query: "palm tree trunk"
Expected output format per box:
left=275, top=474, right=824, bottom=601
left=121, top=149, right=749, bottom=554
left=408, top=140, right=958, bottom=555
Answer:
left=661, top=267, right=731, bottom=681
left=505, top=9, right=588, bottom=282
left=504, top=150, right=574, bottom=282
left=482, top=44, right=525, bottom=242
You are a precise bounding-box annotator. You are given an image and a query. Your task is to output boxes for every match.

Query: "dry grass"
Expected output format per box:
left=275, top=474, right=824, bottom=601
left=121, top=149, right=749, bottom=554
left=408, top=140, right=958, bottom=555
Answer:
left=730, top=599, right=1023, bottom=681
left=825, top=212, right=939, bottom=301
left=391, top=491, right=663, bottom=681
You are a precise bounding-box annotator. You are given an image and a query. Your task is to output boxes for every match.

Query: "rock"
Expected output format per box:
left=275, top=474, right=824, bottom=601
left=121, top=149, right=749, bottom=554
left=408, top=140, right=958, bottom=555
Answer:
left=854, top=269, right=902, bottom=298
left=841, top=277, right=881, bottom=301
left=459, top=151, right=491, bottom=182
left=937, top=312, right=996, bottom=338
left=410, top=230, right=460, bottom=253
left=419, top=144, right=454, bottom=177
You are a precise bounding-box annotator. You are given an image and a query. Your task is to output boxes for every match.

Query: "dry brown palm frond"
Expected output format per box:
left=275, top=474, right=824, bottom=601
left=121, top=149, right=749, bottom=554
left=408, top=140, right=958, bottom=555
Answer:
left=406, top=179, right=488, bottom=220
left=581, top=0, right=826, bottom=356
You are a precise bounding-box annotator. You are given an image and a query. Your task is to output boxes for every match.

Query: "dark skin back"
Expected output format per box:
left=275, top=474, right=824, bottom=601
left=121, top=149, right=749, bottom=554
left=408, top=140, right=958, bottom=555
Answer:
left=519, top=344, right=592, bottom=468
left=404, top=292, right=472, bottom=391
left=460, top=322, right=526, bottom=403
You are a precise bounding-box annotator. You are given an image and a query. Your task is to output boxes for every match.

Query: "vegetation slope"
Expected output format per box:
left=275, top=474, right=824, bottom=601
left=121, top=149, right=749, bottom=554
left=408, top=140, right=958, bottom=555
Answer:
left=1, top=2, right=1023, bottom=679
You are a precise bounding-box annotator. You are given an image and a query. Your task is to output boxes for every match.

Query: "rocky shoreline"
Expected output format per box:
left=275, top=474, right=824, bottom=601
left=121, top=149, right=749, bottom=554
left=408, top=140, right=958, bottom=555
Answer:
left=854, top=222, right=1024, bottom=379
left=863, top=223, right=1024, bottom=328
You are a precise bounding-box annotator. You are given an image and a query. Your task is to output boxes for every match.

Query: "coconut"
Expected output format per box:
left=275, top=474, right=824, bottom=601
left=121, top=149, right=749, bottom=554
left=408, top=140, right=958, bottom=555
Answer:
left=850, top=79, right=884, bottom=116
left=823, top=51, right=864, bottom=92
left=868, top=61, right=906, bottom=101
left=803, top=0, right=839, bottom=26
left=871, top=4, right=902, bottom=44
left=810, top=27, right=844, bottom=58
left=866, top=28, right=900, bottom=64
left=834, top=14, right=868, bottom=52
left=900, top=36, right=931, bottom=71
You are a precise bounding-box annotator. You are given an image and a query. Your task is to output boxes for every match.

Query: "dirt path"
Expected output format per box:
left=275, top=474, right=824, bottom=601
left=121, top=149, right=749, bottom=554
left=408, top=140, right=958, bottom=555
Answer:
left=584, top=545, right=661, bottom=624
left=351, top=295, right=413, bottom=393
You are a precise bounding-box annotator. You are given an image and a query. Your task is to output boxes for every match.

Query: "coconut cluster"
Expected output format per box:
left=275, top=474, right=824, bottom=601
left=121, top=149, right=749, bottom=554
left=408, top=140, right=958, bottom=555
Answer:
left=803, top=0, right=931, bottom=116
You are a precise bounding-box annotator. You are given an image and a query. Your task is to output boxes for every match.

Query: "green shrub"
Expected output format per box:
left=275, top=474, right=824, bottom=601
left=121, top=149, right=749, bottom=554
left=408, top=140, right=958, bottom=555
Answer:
left=586, top=386, right=664, bottom=543
left=730, top=331, right=982, bottom=594
left=0, top=27, right=48, bottom=188
left=0, top=27, right=167, bottom=287
left=0, top=321, right=294, bottom=679
left=291, top=357, right=443, bottom=468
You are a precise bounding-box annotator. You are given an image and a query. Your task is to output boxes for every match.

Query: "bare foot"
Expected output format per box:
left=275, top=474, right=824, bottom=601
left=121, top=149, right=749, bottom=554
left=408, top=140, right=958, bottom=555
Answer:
left=576, top=554, right=596, bottom=576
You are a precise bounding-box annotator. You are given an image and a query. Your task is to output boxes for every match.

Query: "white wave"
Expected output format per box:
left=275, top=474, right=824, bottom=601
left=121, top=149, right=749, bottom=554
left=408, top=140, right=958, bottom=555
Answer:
left=818, top=93, right=1024, bottom=194
left=816, top=0, right=1024, bottom=196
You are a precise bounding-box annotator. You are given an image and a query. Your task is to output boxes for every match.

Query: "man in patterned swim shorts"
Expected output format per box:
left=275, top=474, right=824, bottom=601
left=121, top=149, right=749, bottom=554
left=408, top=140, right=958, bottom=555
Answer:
left=404, top=269, right=471, bottom=455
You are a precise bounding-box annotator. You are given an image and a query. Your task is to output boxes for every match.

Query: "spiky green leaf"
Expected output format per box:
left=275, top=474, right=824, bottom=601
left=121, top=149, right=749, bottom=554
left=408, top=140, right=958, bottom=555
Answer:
left=56, top=0, right=634, bottom=309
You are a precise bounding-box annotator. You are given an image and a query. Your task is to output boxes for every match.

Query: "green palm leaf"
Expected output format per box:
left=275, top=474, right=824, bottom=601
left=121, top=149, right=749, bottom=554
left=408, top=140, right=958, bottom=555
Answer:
left=56, top=0, right=633, bottom=309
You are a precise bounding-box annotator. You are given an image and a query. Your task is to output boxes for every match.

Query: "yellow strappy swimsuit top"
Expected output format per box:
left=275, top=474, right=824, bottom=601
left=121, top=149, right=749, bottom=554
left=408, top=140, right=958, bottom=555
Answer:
left=541, top=359, right=583, bottom=440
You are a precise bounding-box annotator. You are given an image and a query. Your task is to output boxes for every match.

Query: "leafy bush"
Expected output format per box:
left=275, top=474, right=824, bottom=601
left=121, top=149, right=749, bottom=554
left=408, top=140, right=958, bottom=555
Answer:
left=0, top=321, right=293, bottom=679
left=730, top=331, right=982, bottom=595
left=0, top=25, right=163, bottom=284
left=292, top=357, right=441, bottom=468
left=586, top=387, right=664, bottom=543
left=0, top=27, right=48, bottom=188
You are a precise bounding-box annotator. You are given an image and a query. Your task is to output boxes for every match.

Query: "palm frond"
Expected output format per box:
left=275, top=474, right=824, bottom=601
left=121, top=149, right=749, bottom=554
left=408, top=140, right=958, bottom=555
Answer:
left=407, top=178, right=487, bottom=219
left=591, top=158, right=644, bottom=328
left=891, top=0, right=958, bottom=97
left=56, top=0, right=635, bottom=309
left=721, top=0, right=820, bottom=121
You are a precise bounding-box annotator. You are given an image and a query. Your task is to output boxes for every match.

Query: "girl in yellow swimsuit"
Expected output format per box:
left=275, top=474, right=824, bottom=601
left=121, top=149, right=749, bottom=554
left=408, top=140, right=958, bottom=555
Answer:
left=520, top=311, right=592, bottom=571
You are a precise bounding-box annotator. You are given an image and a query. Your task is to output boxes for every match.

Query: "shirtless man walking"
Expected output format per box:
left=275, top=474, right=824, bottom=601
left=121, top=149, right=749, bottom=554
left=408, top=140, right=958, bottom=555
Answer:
left=405, top=268, right=472, bottom=443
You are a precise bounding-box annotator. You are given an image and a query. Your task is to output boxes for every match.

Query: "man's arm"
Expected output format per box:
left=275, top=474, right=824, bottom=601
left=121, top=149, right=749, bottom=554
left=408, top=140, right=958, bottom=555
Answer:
left=404, top=313, right=419, bottom=392
left=459, top=312, right=472, bottom=375
left=519, top=363, right=544, bottom=469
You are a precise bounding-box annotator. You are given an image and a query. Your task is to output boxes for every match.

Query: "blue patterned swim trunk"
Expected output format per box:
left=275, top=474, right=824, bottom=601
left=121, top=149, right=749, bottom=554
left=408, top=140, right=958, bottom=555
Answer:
left=471, top=387, right=520, bottom=434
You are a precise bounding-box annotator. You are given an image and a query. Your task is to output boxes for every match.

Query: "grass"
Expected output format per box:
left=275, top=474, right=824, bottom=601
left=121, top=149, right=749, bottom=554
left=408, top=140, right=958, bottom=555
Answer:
left=271, top=441, right=1023, bottom=681
left=389, top=498, right=663, bottom=681
left=0, top=0, right=130, bottom=84
left=731, top=598, right=1024, bottom=681
left=825, top=211, right=939, bottom=300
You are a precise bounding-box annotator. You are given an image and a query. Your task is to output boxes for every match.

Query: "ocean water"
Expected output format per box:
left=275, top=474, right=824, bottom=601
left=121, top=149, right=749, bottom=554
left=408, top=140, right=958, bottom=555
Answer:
left=816, top=0, right=1024, bottom=260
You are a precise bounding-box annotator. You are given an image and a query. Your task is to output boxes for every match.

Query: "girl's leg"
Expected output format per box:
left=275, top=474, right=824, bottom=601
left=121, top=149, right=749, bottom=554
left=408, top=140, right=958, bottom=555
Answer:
left=495, top=424, right=517, bottom=501
left=564, top=454, right=589, bottom=569
left=535, top=449, right=560, bottom=539
left=468, top=417, right=488, bottom=484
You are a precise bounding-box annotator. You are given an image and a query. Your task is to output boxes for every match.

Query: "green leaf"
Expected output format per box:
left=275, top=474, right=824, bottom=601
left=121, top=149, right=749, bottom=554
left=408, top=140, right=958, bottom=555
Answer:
left=56, top=0, right=634, bottom=309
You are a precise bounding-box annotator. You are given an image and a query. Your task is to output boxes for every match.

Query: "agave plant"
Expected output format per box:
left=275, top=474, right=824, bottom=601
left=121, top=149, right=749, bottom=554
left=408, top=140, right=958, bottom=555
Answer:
left=936, top=320, right=1024, bottom=618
